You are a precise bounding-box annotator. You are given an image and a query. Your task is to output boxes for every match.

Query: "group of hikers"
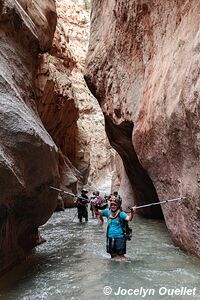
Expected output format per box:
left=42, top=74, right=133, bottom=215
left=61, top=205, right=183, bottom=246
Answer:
left=76, top=188, right=137, bottom=260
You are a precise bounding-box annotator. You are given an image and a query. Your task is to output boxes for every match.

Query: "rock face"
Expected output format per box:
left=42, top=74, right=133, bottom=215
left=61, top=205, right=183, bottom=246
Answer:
left=0, top=0, right=59, bottom=274
left=36, top=0, right=115, bottom=199
left=85, top=0, right=200, bottom=257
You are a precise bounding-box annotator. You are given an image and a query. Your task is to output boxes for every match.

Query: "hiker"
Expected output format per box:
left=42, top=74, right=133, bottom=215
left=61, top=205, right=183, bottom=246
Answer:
left=93, top=191, right=104, bottom=224
left=95, top=191, right=103, bottom=207
left=113, top=191, right=122, bottom=205
left=106, top=194, right=112, bottom=209
left=77, top=188, right=89, bottom=222
left=106, top=191, right=122, bottom=209
left=90, top=191, right=97, bottom=218
left=98, top=196, right=137, bottom=259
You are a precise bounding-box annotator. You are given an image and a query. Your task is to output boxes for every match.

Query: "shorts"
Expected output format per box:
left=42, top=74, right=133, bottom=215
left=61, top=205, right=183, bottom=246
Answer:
left=106, top=237, right=126, bottom=255
left=77, top=207, right=88, bottom=219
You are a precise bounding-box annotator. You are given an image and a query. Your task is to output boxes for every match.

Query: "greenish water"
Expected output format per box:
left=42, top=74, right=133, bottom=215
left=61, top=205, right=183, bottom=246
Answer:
left=0, top=209, right=200, bottom=300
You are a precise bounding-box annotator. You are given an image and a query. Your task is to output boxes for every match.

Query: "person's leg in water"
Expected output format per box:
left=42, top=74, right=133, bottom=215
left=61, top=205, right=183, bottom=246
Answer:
left=97, top=214, right=104, bottom=224
left=95, top=205, right=104, bottom=224
left=78, top=208, right=82, bottom=223
left=85, top=209, right=88, bottom=222
left=116, top=238, right=126, bottom=260
left=109, top=238, right=126, bottom=260
left=111, top=253, right=125, bottom=260
left=90, top=204, right=94, bottom=218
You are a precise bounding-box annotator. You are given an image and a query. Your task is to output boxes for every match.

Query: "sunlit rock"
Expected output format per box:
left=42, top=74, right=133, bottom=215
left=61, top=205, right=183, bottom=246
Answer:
left=36, top=0, right=115, bottom=203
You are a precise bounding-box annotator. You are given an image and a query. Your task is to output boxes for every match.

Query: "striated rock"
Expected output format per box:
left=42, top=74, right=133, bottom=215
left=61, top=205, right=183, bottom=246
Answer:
left=104, top=116, right=162, bottom=217
left=35, top=53, right=80, bottom=177
left=85, top=0, right=200, bottom=257
left=111, top=153, right=135, bottom=209
left=60, top=0, right=115, bottom=190
left=16, top=0, right=57, bottom=52
left=35, top=1, right=81, bottom=201
left=0, top=0, right=58, bottom=274
left=58, top=149, right=82, bottom=207
left=36, top=0, right=115, bottom=202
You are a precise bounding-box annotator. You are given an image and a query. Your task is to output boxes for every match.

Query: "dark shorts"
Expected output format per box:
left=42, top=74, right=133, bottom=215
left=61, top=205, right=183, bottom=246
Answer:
left=77, top=207, right=88, bottom=220
left=106, top=237, right=126, bottom=255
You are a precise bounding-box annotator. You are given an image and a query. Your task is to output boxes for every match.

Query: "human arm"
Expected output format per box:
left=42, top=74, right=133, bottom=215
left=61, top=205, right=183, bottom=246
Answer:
left=125, top=206, right=137, bottom=221
left=78, top=196, right=90, bottom=206
left=97, top=209, right=109, bottom=217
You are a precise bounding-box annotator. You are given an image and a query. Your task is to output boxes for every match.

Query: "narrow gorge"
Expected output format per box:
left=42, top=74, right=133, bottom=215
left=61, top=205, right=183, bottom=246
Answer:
left=0, top=0, right=114, bottom=274
left=0, top=0, right=200, bottom=277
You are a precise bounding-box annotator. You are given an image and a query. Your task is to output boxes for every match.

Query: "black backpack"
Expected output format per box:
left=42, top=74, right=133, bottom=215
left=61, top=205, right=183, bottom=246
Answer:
left=120, top=218, right=132, bottom=241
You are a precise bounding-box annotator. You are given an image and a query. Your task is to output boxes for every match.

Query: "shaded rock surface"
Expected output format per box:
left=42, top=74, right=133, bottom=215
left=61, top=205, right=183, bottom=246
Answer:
left=85, top=0, right=200, bottom=256
left=0, top=0, right=58, bottom=274
left=36, top=0, right=115, bottom=203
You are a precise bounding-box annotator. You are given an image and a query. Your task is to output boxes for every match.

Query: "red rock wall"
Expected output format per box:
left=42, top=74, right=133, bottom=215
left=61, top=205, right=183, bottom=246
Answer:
left=35, top=52, right=80, bottom=191
left=35, top=0, right=84, bottom=196
left=85, top=0, right=200, bottom=256
left=36, top=0, right=115, bottom=199
left=0, top=0, right=58, bottom=274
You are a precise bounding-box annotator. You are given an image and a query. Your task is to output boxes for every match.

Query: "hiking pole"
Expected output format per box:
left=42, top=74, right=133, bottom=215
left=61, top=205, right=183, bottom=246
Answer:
left=128, top=196, right=185, bottom=210
left=72, top=211, right=78, bottom=221
left=49, top=185, right=90, bottom=201
left=50, top=185, right=78, bottom=221
left=49, top=185, right=76, bottom=197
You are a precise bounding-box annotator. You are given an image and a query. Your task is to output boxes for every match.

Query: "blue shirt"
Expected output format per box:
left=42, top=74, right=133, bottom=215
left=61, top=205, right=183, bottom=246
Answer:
left=102, top=210, right=127, bottom=238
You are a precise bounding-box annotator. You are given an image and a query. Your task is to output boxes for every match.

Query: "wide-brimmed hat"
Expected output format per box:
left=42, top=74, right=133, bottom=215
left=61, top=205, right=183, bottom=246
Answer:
left=81, top=188, right=88, bottom=193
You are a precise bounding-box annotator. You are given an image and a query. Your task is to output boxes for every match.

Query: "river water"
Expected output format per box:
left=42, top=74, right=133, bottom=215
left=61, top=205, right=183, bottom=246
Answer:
left=0, top=209, right=200, bottom=300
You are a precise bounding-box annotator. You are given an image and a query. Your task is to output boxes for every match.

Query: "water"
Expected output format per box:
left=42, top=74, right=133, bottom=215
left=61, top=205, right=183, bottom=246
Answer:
left=0, top=209, right=200, bottom=300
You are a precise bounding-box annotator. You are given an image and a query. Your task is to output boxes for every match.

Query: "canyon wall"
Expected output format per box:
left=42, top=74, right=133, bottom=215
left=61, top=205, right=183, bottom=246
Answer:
left=36, top=0, right=115, bottom=200
left=85, top=0, right=200, bottom=256
left=0, top=0, right=115, bottom=274
left=0, top=0, right=59, bottom=274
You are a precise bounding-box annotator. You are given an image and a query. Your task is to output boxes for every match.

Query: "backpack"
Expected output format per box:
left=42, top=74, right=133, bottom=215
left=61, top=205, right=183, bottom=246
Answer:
left=120, top=218, right=132, bottom=241
left=96, top=195, right=103, bottom=206
left=107, top=210, right=132, bottom=241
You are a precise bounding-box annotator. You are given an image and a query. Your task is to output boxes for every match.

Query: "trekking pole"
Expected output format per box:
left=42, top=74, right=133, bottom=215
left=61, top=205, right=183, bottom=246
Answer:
left=49, top=186, right=90, bottom=201
left=49, top=186, right=76, bottom=197
left=128, top=196, right=185, bottom=210
left=72, top=211, right=78, bottom=221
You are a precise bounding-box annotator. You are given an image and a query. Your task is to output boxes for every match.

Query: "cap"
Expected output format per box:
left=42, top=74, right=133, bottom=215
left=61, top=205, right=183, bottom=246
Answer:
left=81, top=188, right=88, bottom=193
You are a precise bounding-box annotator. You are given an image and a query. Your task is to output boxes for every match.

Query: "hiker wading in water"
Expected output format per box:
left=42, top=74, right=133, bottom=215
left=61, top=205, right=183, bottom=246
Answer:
left=77, top=189, right=89, bottom=223
left=93, top=191, right=105, bottom=224
left=98, top=197, right=137, bottom=259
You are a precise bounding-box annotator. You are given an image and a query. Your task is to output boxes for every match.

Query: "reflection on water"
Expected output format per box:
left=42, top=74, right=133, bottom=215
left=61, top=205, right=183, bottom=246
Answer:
left=0, top=209, right=200, bottom=300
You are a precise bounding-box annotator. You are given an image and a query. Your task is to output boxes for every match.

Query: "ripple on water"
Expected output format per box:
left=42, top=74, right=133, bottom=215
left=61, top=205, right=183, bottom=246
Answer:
left=0, top=212, right=200, bottom=300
